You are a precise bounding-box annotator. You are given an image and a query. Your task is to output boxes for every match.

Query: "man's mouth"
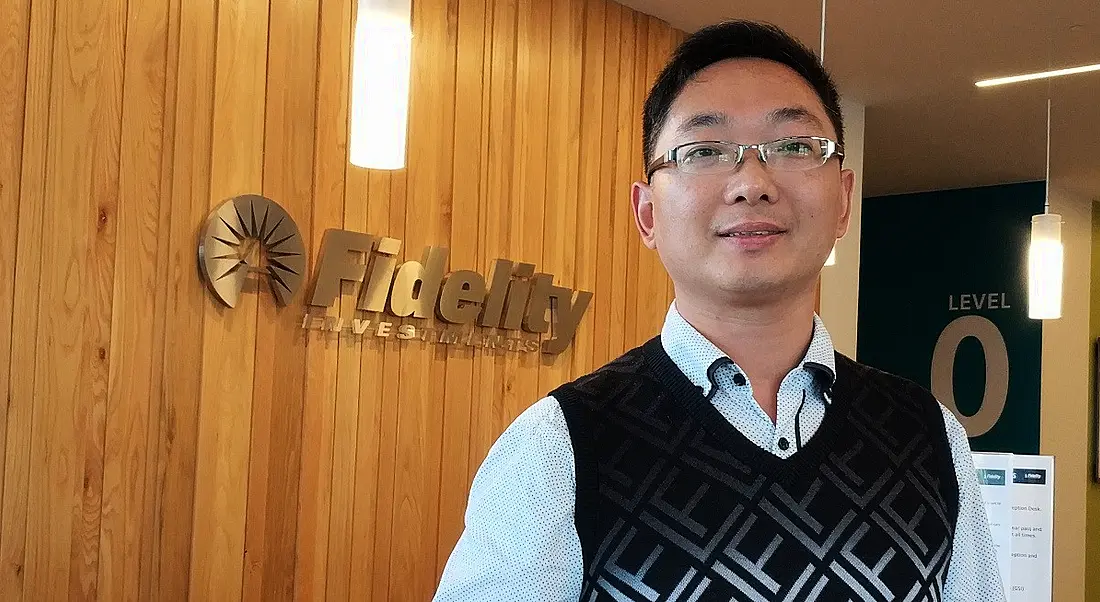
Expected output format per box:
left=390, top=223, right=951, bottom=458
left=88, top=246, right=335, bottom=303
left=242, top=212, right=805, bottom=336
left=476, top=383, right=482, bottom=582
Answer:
left=718, top=230, right=786, bottom=237
left=716, top=222, right=788, bottom=238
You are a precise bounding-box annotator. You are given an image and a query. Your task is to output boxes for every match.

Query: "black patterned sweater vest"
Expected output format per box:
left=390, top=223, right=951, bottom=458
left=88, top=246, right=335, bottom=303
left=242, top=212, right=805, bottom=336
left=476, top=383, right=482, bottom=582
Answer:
left=551, top=337, right=959, bottom=602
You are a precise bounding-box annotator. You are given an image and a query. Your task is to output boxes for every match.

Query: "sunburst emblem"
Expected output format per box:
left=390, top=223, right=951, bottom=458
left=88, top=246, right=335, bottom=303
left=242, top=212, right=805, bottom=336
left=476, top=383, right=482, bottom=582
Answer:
left=198, top=194, right=307, bottom=308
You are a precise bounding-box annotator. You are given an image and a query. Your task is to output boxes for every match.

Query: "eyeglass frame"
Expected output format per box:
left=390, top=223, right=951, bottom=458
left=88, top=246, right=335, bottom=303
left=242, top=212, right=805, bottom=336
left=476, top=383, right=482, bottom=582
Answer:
left=645, top=136, right=845, bottom=182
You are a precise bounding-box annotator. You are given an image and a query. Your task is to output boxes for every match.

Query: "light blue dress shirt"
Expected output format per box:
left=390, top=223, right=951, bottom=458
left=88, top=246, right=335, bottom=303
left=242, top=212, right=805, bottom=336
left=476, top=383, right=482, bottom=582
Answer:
left=433, top=303, right=1006, bottom=601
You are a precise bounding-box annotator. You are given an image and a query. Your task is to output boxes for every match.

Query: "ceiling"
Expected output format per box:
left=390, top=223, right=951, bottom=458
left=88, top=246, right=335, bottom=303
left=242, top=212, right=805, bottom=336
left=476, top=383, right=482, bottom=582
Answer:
left=615, top=0, right=1100, bottom=198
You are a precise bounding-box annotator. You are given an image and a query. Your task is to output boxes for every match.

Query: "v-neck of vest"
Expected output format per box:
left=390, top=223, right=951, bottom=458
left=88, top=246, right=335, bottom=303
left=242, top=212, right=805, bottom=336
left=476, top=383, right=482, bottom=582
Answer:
left=641, top=335, right=857, bottom=480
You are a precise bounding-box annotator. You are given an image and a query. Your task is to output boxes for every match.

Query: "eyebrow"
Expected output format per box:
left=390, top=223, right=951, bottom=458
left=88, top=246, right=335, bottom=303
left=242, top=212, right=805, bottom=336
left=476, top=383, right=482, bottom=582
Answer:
left=766, top=106, right=825, bottom=129
left=675, top=112, right=729, bottom=134
left=674, top=107, right=826, bottom=136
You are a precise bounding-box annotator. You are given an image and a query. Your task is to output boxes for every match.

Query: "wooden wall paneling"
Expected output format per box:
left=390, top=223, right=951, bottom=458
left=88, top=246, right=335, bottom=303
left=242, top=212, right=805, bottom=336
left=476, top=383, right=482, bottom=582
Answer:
left=369, top=172, right=403, bottom=602
left=389, top=0, right=458, bottom=597
left=569, top=0, right=605, bottom=381
left=607, top=10, right=635, bottom=359
left=324, top=10, right=363, bottom=595
left=0, top=0, right=53, bottom=598
left=590, top=0, right=621, bottom=369
left=295, top=0, right=350, bottom=597
left=2, top=0, right=682, bottom=596
left=20, top=0, right=127, bottom=595
left=540, top=0, right=583, bottom=391
left=501, top=0, right=549, bottom=429
left=434, top=0, right=489, bottom=579
left=245, top=0, right=319, bottom=598
left=151, top=0, right=217, bottom=596
left=468, top=0, right=516, bottom=490
left=136, top=0, right=177, bottom=589
left=349, top=165, right=387, bottom=599
left=660, top=30, right=677, bottom=314
left=310, top=1, right=354, bottom=599
left=631, top=15, right=665, bottom=343
left=98, top=0, right=171, bottom=597
left=325, top=170, right=362, bottom=602
left=0, top=0, right=32, bottom=551
left=188, top=0, right=269, bottom=597
left=621, top=14, right=647, bottom=349
left=136, top=0, right=179, bottom=594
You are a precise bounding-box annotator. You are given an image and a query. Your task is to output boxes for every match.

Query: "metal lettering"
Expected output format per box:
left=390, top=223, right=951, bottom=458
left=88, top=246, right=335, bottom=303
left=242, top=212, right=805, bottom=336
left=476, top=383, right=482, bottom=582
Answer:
left=438, top=270, right=487, bottom=324
left=309, top=230, right=378, bottom=307
left=931, top=315, right=1009, bottom=437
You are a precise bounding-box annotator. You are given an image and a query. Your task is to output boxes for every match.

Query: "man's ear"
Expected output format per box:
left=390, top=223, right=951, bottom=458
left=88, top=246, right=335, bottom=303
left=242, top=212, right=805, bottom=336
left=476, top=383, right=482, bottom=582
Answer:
left=836, top=168, right=856, bottom=238
left=632, top=181, right=657, bottom=250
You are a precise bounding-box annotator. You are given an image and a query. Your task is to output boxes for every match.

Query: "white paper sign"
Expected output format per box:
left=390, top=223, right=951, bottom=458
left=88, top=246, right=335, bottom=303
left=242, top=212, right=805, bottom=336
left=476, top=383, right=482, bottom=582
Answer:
left=972, top=453, right=1054, bottom=602
left=973, top=452, right=1013, bottom=595
left=1009, top=455, right=1054, bottom=602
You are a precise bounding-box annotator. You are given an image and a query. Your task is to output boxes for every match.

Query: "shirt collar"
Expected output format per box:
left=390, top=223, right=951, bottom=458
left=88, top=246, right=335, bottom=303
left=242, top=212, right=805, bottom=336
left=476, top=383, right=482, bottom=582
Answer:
left=660, top=301, right=837, bottom=398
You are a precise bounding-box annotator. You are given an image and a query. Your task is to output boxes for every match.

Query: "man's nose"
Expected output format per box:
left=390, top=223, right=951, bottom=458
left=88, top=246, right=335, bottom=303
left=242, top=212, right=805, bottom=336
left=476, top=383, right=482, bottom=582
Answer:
left=723, top=151, right=777, bottom=205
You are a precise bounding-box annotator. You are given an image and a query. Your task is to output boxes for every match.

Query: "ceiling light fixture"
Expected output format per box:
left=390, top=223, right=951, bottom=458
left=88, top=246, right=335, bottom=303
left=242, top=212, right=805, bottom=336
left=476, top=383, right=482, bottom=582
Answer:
left=1028, top=99, right=1063, bottom=320
left=975, top=62, right=1100, bottom=88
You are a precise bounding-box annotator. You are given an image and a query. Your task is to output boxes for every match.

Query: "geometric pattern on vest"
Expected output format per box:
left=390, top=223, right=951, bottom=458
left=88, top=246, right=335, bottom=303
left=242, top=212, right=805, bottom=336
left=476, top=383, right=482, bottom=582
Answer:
left=553, top=337, right=959, bottom=602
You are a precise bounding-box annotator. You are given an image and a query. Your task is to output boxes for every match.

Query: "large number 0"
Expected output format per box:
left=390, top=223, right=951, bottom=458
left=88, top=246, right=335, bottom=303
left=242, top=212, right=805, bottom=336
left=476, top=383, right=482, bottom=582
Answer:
left=930, top=315, right=1010, bottom=437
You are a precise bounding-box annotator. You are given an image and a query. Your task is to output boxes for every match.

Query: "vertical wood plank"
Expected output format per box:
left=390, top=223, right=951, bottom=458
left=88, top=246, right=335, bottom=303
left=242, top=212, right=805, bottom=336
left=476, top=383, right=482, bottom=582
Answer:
left=607, top=9, right=635, bottom=359
left=0, top=0, right=52, bottom=598
left=20, top=0, right=127, bottom=597
left=293, top=36, right=342, bottom=596
left=347, top=164, right=383, bottom=600
left=621, top=14, right=646, bottom=349
left=389, top=0, right=457, bottom=597
left=0, top=0, right=32, bottom=546
left=590, top=0, right=620, bottom=369
left=306, top=1, right=353, bottom=601
left=137, top=0, right=178, bottom=589
left=323, top=195, right=362, bottom=602
left=467, top=0, right=516, bottom=490
left=295, top=0, right=351, bottom=597
left=540, top=0, right=583, bottom=389
left=629, top=15, right=664, bottom=343
left=188, top=0, right=269, bottom=598
left=293, top=3, right=351, bottom=597
left=148, top=0, right=216, bottom=597
left=97, top=0, right=171, bottom=597
left=241, top=0, right=318, bottom=598
left=369, top=170, right=405, bottom=602
left=434, top=0, right=488, bottom=579
left=500, top=0, right=549, bottom=429
left=570, top=0, right=605, bottom=379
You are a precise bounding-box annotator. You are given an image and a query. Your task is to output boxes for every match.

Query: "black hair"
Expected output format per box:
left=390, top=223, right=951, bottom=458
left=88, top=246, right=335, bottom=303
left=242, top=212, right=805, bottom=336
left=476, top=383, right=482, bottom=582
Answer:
left=642, top=20, right=844, bottom=166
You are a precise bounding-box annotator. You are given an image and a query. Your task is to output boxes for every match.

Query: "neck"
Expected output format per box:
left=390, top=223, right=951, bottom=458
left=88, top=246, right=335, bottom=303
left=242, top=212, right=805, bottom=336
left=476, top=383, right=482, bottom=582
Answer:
left=674, top=284, right=818, bottom=420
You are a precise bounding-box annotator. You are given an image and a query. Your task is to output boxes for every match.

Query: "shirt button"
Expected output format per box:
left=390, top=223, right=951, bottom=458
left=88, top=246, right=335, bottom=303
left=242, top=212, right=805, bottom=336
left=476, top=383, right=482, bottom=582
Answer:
left=777, top=438, right=790, bottom=451
left=733, top=373, right=747, bottom=386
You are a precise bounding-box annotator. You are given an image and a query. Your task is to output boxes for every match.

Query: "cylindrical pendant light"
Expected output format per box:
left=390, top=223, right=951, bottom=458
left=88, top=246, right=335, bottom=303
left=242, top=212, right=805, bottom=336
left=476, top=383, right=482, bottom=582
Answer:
left=1028, top=99, right=1063, bottom=320
left=349, top=0, right=413, bottom=170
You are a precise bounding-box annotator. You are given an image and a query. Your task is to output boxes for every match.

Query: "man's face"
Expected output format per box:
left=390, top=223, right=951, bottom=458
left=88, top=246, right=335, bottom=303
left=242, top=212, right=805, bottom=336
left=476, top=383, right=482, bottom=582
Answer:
left=633, top=58, right=855, bottom=308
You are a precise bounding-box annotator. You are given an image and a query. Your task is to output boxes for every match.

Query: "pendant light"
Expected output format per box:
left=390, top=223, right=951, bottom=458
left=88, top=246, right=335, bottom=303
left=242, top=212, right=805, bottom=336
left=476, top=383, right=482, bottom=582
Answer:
left=819, top=0, right=839, bottom=267
left=349, top=0, right=413, bottom=169
left=1028, top=99, right=1063, bottom=319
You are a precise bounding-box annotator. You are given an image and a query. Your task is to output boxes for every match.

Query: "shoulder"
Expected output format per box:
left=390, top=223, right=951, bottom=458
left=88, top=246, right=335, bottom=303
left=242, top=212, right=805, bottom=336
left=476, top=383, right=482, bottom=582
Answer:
left=550, top=340, right=654, bottom=411
left=838, top=353, right=938, bottom=403
left=836, top=353, right=947, bottom=430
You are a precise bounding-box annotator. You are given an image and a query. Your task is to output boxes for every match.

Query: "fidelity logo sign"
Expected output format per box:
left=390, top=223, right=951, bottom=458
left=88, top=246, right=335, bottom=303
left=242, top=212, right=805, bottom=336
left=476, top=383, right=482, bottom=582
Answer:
left=198, top=194, right=592, bottom=354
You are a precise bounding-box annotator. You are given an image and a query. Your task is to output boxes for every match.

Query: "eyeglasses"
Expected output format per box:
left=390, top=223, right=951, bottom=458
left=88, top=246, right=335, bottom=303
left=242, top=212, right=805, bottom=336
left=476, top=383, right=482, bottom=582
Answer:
left=645, top=136, right=844, bottom=182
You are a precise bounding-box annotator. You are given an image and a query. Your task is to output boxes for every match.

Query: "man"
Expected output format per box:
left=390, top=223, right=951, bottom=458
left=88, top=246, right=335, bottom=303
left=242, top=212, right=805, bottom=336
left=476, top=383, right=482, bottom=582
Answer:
left=434, top=20, right=1005, bottom=602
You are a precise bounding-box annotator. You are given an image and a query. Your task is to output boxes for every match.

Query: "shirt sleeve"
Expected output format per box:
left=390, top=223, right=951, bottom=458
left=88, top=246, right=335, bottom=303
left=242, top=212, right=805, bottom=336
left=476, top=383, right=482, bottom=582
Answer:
left=938, top=403, right=1008, bottom=602
left=432, top=396, right=584, bottom=602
